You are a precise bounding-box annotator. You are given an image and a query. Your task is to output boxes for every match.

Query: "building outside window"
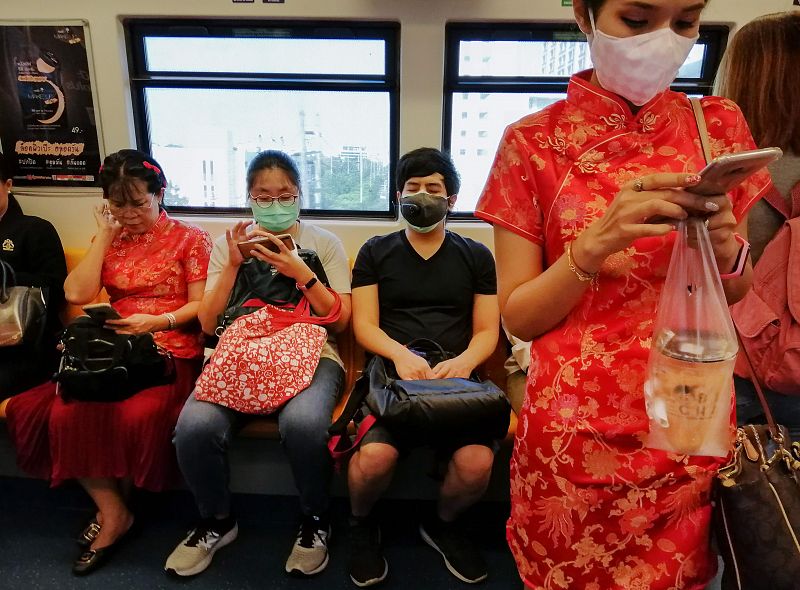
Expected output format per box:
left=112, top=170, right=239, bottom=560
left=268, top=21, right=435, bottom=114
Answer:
left=126, top=20, right=399, bottom=216
left=444, top=23, right=728, bottom=214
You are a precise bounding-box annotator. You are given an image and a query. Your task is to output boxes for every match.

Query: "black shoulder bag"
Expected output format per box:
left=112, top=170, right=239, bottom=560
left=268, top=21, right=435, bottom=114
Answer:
left=329, top=338, right=511, bottom=465
left=54, top=316, right=175, bottom=402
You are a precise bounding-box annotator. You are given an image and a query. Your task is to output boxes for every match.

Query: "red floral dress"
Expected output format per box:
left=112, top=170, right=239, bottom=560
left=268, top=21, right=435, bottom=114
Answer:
left=7, top=212, right=212, bottom=490
left=476, top=71, right=771, bottom=590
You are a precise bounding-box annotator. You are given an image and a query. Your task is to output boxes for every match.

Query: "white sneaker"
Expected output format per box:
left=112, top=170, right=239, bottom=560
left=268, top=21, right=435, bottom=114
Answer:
left=165, top=518, right=238, bottom=577
left=285, top=515, right=331, bottom=577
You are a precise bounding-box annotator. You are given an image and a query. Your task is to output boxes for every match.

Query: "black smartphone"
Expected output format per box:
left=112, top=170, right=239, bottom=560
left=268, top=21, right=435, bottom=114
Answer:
left=82, top=303, right=121, bottom=324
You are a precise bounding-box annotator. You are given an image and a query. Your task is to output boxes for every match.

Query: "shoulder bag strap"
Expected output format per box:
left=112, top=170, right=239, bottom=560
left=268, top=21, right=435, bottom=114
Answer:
left=690, top=98, right=713, bottom=165
left=790, top=181, right=800, bottom=219
left=691, top=97, right=784, bottom=443
left=0, top=260, right=7, bottom=302
left=763, top=185, right=793, bottom=220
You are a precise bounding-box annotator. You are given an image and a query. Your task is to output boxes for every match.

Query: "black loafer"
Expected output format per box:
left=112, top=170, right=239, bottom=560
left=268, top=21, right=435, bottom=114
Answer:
left=77, top=518, right=102, bottom=548
left=72, top=547, right=113, bottom=576
left=71, top=520, right=134, bottom=576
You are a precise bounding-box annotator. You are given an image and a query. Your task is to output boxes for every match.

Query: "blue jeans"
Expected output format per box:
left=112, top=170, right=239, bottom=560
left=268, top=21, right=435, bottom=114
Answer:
left=174, top=358, right=344, bottom=518
left=734, top=375, right=800, bottom=440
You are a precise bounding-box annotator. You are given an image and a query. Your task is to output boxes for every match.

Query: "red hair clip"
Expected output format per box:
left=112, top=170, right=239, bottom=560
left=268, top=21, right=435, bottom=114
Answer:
left=98, top=163, right=104, bottom=173
left=142, top=161, right=162, bottom=177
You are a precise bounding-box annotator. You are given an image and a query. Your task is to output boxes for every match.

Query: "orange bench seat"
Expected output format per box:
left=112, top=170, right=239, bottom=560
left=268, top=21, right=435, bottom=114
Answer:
left=1, top=248, right=519, bottom=445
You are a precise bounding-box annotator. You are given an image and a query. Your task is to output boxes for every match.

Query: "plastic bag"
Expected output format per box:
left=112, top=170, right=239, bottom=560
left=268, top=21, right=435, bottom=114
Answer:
left=644, top=217, right=738, bottom=457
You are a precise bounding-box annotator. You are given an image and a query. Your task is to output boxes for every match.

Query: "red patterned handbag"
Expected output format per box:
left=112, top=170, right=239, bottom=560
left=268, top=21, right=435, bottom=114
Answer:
left=194, top=291, right=341, bottom=414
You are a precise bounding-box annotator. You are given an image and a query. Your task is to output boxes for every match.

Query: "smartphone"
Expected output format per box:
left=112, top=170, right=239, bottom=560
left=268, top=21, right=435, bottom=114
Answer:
left=688, top=147, right=783, bottom=196
left=237, top=233, right=295, bottom=258
left=82, top=303, right=121, bottom=323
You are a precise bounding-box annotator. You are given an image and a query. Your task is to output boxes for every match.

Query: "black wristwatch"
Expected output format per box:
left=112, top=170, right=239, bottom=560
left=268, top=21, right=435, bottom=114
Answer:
left=297, top=275, right=318, bottom=291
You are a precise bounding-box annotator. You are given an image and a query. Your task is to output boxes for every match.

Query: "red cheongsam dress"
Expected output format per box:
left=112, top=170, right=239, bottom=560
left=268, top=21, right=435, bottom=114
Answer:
left=476, top=70, right=771, bottom=590
left=8, top=212, right=212, bottom=491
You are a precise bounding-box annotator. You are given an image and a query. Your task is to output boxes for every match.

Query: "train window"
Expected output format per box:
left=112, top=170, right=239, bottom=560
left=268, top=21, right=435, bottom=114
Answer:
left=126, top=20, right=399, bottom=217
left=444, top=23, right=729, bottom=214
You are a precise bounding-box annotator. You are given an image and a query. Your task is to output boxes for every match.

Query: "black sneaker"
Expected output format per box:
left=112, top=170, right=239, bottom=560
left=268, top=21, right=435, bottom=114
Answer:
left=419, top=517, right=488, bottom=584
left=348, top=515, right=388, bottom=587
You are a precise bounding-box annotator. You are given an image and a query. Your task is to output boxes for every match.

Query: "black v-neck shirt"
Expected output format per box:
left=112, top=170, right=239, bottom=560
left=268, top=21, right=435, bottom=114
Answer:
left=352, top=230, right=496, bottom=355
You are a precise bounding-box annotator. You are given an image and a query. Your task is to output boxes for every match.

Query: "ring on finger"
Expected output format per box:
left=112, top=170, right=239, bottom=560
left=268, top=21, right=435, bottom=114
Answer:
left=704, top=218, right=710, bottom=228
left=633, top=178, right=645, bottom=192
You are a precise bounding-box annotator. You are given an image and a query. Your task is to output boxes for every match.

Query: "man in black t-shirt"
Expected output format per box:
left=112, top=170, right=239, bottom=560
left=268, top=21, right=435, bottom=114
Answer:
left=347, top=148, right=499, bottom=587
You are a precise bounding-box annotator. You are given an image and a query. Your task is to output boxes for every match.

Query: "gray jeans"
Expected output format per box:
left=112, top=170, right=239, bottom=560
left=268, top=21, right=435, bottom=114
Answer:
left=174, top=358, right=344, bottom=518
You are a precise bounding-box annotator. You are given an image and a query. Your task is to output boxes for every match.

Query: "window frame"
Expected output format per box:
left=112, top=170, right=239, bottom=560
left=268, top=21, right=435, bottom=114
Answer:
left=443, top=22, right=730, bottom=218
left=125, top=18, right=401, bottom=219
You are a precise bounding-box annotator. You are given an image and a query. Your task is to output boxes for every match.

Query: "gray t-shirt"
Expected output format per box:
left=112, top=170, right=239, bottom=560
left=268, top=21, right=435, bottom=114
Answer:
left=206, top=221, right=351, bottom=367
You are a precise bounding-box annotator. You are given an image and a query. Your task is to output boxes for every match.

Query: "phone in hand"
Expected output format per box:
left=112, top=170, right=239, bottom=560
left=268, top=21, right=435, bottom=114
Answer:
left=687, top=147, right=783, bottom=196
left=237, top=233, right=295, bottom=258
left=82, top=303, right=121, bottom=324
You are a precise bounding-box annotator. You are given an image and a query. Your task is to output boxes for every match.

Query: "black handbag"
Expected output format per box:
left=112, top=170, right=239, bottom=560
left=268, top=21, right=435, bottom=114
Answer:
left=329, top=339, right=511, bottom=463
left=216, top=248, right=329, bottom=335
left=54, top=316, right=175, bottom=402
left=714, top=332, right=800, bottom=589
left=0, top=259, right=46, bottom=347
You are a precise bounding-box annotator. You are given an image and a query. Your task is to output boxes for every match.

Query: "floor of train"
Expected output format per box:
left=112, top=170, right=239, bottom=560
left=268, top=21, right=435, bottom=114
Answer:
left=0, top=476, right=519, bottom=590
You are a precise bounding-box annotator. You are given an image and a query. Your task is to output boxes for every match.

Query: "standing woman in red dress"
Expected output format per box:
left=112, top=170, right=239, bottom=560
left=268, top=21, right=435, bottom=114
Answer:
left=6, top=149, right=212, bottom=575
left=476, top=1, right=771, bottom=588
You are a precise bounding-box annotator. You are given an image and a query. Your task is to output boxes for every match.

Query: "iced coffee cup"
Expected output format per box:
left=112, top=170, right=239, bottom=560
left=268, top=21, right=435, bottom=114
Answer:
left=645, top=329, right=736, bottom=455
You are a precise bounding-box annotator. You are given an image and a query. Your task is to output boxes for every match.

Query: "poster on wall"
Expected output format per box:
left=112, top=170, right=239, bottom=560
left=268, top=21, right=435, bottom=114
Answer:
left=0, top=21, right=103, bottom=188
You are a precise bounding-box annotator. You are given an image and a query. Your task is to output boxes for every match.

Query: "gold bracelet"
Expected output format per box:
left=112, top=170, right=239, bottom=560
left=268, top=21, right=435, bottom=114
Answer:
left=566, top=241, right=599, bottom=290
left=164, top=312, right=177, bottom=330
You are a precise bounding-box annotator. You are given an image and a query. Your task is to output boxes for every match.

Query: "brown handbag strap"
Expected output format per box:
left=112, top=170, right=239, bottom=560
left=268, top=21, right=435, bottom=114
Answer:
left=690, top=98, right=713, bottom=164
left=689, top=97, right=783, bottom=442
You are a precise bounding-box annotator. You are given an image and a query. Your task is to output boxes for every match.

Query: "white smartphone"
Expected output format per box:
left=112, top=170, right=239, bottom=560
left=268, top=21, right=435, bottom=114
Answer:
left=237, top=233, right=295, bottom=259
left=82, top=303, right=121, bottom=323
left=688, top=147, right=783, bottom=196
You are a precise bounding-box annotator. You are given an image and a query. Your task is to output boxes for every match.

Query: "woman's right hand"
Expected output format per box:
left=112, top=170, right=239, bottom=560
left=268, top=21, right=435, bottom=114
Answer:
left=573, top=173, right=719, bottom=272
left=224, top=220, right=251, bottom=268
left=93, top=203, right=122, bottom=241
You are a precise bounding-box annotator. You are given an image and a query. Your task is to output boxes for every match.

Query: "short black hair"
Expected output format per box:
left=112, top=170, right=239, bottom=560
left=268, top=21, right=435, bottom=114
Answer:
left=246, top=150, right=301, bottom=193
left=0, top=151, right=12, bottom=182
left=396, top=147, right=460, bottom=195
left=99, top=149, right=167, bottom=205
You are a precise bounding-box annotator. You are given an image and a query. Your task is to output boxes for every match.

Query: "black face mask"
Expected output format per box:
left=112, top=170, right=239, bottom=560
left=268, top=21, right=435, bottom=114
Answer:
left=400, top=192, right=449, bottom=232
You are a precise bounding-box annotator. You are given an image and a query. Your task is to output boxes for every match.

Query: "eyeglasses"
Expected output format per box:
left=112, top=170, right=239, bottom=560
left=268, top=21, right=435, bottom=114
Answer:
left=107, top=197, right=155, bottom=214
left=248, top=193, right=299, bottom=208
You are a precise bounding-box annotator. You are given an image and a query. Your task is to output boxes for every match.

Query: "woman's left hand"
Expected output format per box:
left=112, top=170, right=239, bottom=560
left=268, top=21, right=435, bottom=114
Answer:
left=693, top=195, right=741, bottom=270
left=251, top=235, right=312, bottom=283
left=105, top=314, right=166, bottom=335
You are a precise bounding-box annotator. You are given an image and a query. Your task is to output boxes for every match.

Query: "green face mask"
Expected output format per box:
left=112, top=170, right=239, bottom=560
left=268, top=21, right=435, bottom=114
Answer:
left=250, top=200, right=300, bottom=232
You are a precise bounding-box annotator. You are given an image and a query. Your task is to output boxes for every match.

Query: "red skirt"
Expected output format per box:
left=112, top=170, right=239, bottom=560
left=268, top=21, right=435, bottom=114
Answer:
left=6, top=358, right=201, bottom=491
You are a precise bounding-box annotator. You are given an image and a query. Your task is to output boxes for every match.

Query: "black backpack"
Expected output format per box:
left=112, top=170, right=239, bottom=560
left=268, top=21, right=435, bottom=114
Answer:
left=54, top=316, right=175, bottom=402
left=215, top=248, right=330, bottom=335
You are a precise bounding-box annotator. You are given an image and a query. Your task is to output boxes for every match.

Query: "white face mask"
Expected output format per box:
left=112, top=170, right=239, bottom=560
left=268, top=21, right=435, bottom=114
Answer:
left=587, top=9, right=698, bottom=106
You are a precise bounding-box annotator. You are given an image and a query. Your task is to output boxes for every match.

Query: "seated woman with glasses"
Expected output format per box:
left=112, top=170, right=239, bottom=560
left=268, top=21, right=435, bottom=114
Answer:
left=165, top=150, right=352, bottom=579
left=5, top=149, right=212, bottom=575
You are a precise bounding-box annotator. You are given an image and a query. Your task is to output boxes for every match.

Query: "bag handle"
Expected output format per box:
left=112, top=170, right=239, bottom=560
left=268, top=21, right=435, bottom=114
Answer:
left=268, top=288, right=343, bottom=331
left=0, top=259, right=15, bottom=303
left=405, top=338, right=449, bottom=359
left=691, top=97, right=784, bottom=444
